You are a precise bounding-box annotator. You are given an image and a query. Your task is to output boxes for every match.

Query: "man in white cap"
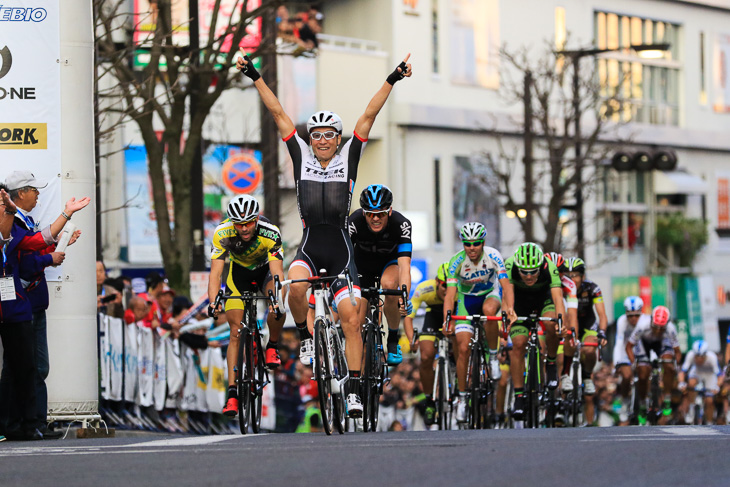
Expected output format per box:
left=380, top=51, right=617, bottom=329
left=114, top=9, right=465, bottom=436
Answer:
left=0, top=181, right=89, bottom=440
left=5, top=171, right=80, bottom=438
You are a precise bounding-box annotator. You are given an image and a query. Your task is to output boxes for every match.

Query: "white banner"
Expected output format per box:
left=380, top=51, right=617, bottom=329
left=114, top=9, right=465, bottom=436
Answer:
left=0, top=1, right=62, bottom=279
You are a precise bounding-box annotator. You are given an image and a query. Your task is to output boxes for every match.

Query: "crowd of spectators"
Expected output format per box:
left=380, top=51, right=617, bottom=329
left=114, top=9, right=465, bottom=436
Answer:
left=276, top=4, right=323, bottom=54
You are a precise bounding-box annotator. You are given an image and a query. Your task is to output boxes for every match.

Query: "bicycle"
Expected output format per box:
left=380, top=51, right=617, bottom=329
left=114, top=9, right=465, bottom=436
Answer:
left=631, top=357, right=675, bottom=426
left=359, top=275, right=408, bottom=432
left=279, top=270, right=354, bottom=435
left=511, top=312, right=562, bottom=428
left=447, top=311, right=507, bottom=429
left=414, top=326, right=457, bottom=430
left=562, top=327, right=583, bottom=428
left=213, top=283, right=281, bottom=434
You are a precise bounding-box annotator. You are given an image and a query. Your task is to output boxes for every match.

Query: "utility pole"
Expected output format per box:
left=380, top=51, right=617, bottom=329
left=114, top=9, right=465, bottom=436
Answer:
left=572, top=58, right=585, bottom=258
left=260, top=5, right=280, bottom=223
left=189, top=0, right=206, bottom=271
left=523, top=70, right=534, bottom=242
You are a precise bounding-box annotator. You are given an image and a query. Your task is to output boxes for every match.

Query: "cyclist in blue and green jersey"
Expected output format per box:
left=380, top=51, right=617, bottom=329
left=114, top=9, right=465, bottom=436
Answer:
left=505, top=242, right=565, bottom=420
left=443, top=223, right=514, bottom=423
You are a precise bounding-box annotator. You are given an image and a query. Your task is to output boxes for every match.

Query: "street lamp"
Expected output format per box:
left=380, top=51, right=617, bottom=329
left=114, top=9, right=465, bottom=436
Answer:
left=557, top=43, right=671, bottom=258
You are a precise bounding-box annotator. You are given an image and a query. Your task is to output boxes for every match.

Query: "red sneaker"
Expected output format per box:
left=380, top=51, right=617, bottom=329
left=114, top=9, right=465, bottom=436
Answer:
left=222, top=397, right=238, bottom=417
left=265, top=347, right=281, bottom=369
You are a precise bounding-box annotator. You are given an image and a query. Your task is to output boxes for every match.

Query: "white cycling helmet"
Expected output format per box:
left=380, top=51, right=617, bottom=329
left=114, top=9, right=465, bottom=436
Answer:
left=459, top=222, right=487, bottom=241
left=227, top=194, right=260, bottom=223
left=692, top=340, right=708, bottom=356
left=307, top=110, right=343, bottom=134
left=623, top=296, right=644, bottom=313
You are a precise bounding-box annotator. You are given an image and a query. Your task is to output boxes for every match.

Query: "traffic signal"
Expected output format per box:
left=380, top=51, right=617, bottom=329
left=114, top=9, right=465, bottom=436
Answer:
left=611, top=149, right=677, bottom=172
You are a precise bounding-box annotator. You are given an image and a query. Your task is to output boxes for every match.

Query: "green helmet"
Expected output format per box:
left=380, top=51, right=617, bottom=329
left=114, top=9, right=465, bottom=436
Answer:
left=436, top=262, right=449, bottom=282
left=514, top=242, right=544, bottom=270
left=566, top=257, right=586, bottom=274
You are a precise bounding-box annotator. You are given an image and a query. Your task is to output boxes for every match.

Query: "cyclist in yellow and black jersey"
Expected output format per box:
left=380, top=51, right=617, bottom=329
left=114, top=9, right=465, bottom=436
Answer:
left=207, top=195, right=286, bottom=417
left=404, top=263, right=451, bottom=425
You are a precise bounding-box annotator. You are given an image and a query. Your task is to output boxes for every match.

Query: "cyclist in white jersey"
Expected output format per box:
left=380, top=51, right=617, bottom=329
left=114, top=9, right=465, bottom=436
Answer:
left=626, top=305, right=681, bottom=423
left=238, top=48, right=412, bottom=417
left=612, top=296, right=650, bottom=423
left=678, top=340, right=722, bottom=424
left=443, top=222, right=514, bottom=423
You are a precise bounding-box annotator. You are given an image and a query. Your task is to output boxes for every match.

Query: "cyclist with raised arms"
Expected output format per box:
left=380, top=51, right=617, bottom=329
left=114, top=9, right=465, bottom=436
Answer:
left=612, top=296, right=649, bottom=424
left=626, top=305, right=682, bottom=425
left=405, top=262, right=449, bottom=425
left=678, top=340, right=722, bottom=424
left=349, top=184, right=412, bottom=365
left=207, top=195, right=286, bottom=417
left=564, top=257, right=608, bottom=424
left=443, top=222, right=514, bottom=423
left=504, top=242, right=564, bottom=420
left=238, top=48, right=412, bottom=417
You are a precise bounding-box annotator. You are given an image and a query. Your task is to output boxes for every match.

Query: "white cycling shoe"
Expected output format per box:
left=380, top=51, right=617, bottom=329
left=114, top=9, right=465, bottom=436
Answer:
left=561, top=374, right=573, bottom=392
left=455, top=396, right=467, bottom=423
left=583, top=378, right=596, bottom=395
left=346, top=394, right=363, bottom=418
left=299, top=338, right=314, bottom=365
left=489, top=356, right=502, bottom=380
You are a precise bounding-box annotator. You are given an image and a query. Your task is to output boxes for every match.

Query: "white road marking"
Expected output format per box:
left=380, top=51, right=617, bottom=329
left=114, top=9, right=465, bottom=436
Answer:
left=120, top=434, right=247, bottom=448
left=660, top=426, right=722, bottom=436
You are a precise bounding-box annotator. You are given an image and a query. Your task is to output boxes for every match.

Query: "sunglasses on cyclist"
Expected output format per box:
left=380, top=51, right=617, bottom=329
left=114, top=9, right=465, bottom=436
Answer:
left=310, top=130, right=338, bottom=141
left=463, top=240, right=484, bottom=248
left=234, top=219, right=257, bottom=228
left=364, top=209, right=389, bottom=218
left=518, top=268, right=540, bottom=276
left=567, top=272, right=583, bottom=279
left=626, top=313, right=642, bottom=318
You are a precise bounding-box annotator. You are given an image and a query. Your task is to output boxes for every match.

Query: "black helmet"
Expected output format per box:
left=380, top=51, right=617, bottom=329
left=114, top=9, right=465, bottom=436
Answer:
left=360, top=184, right=393, bottom=211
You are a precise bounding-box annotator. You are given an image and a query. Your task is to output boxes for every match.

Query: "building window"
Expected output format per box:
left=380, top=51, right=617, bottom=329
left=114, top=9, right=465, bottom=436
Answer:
left=453, top=155, right=500, bottom=248
left=594, top=11, right=681, bottom=126
left=449, top=0, right=499, bottom=89
left=434, top=158, right=442, bottom=243
left=601, top=167, right=648, bottom=249
left=700, top=32, right=707, bottom=105
left=432, top=1, right=439, bottom=74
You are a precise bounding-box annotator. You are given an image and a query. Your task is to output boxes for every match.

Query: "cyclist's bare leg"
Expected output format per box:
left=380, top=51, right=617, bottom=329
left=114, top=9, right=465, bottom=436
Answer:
left=226, top=308, right=245, bottom=387
left=704, top=394, right=716, bottom=425
left=681, top=377, right=697, bottom=419
left=419, top=338, right=436, bottom=395
left=581, top=342, right=598, bottom=423
left=287, top=265, right=313, bottom=334
left=542, top=311, right=559, bottom=357
left=636, top=364, right=652, bottom=401
left=660, top=352, right=677, bottom=398
left=380, top=265, right=401, bottom=334
left=496, top=364, right=510, bottom=415
left=482, top=297, right=501, bottom=351
left=618, top=364, right=633, bottom=401
left=510, top=335, right=528, bottom=390
left=337, top=296, right=363, bottom=372
left=264, top=279, right=286, bottom=343
left=455, top=330, right=473, bottom=393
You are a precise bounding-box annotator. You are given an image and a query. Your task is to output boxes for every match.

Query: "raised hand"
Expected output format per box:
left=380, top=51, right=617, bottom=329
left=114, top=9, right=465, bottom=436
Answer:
left=386, top=53, right=413, bottom=85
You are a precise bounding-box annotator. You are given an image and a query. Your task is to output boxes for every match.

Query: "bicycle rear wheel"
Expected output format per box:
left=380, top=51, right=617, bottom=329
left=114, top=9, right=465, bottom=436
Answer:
left=314, top=319, right=334, bottom=435
left=467, top=345, right=483, bottom=429
left=250, top=331, right=266, bottom=434
left=570, top=363, right=581, bottom=427
left=331, top=326, right=347, bottom=434
left=237, top=328, right=252, bottom=434
left=526, top=346, right=540, bottom=428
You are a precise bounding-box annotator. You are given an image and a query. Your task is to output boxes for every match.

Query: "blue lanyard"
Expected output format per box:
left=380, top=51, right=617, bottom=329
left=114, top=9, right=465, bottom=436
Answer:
left=1, top=244, right=6, bottom=277
left=18, top=212, right=34, bottom=230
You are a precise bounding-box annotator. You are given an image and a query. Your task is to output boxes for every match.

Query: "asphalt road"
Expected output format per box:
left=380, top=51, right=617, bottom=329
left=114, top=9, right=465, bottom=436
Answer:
left=1, top=426, right=728, bottom=487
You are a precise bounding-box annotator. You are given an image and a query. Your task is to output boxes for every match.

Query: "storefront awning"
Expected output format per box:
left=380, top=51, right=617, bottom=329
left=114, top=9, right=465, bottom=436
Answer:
left=653, top=171, right=708, bottom=195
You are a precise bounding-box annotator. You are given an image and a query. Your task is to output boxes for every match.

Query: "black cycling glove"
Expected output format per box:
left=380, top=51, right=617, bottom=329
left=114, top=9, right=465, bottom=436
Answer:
left=239, top=55, right=261, bottom=82
left=386, top=61, right=408, bottom=85
left=207, top=303, right=217, bottom=318
left=597, top=330, right=607, bottom=342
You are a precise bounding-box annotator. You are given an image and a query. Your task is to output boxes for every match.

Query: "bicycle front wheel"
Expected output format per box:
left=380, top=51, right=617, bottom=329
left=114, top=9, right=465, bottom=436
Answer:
left=526, top=346, right=540, bottom=428
left=467, top=346, right=483, bottom=429
left=314, top=319, right=334, bottom=435
left=362, top=323, right=379, bottom=432
left=250, top=331, right=266, bottom=434
left=435, top=358, right=447, bottom=430
left=237, top=328, right=252, bottom=434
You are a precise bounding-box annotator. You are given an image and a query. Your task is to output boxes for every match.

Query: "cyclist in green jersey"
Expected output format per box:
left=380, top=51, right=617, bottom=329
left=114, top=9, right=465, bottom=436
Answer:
left=505, top=242, right=565, bottom=420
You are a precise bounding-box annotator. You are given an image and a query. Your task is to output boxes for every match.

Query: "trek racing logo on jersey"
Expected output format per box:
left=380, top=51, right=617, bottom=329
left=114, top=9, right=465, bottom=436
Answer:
left=301, top=157, right=348, bottom=183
